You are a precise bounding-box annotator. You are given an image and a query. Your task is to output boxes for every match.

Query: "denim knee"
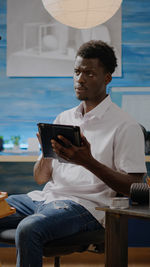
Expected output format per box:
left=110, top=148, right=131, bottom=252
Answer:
left=15, top=214, right=46, bottom=247
left=15, top=214, right=45, bottom=267
left=6, top=194, right=36, bottom=216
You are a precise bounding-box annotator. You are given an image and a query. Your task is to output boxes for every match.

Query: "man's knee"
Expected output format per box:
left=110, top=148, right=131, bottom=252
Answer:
left=6, top=194, right=26, bottom=207
left=16, top=214, right=46, bottom=244
left=6, top=194, right=19, bottom=204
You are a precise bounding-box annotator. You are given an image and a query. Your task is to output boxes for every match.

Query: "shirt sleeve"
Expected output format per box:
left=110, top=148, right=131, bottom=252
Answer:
left=114, top=123, right=147, bottom=174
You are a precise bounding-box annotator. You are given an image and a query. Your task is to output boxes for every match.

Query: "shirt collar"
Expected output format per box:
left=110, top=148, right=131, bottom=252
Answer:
left=74, top=95, right=112, bottom=120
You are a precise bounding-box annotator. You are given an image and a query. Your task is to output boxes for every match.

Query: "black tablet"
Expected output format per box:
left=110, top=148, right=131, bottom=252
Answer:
left=37, top=123, right=81, bottom=159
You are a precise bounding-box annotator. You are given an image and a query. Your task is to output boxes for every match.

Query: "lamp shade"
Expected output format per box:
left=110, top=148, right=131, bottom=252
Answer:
left=42, top=0, right=123, bottom=29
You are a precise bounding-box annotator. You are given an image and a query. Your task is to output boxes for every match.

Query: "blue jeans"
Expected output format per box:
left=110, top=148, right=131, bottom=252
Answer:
left=0, top=194, right=102, bottom=267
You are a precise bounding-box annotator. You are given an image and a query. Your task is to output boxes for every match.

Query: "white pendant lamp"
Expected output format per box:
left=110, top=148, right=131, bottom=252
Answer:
left=42, top=0, right=123, bottom=29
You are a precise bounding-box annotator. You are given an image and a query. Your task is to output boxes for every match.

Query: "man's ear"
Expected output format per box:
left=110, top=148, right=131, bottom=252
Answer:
left=105, top=73, right=112, bottom=85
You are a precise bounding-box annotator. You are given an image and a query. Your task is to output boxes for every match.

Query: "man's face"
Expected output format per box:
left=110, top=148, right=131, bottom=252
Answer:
left=74, top=56, right=111, bottom=103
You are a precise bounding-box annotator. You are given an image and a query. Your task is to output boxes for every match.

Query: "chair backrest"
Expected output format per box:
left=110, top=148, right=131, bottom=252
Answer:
left=139, top=124, right=147, bottom=142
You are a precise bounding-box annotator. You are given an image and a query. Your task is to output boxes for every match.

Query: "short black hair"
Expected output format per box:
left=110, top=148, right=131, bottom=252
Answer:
left=76, top=40, right=117, bottom=74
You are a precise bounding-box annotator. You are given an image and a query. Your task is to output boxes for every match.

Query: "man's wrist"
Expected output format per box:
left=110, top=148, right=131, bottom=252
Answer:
left=81, top=155, right=96, bottom=170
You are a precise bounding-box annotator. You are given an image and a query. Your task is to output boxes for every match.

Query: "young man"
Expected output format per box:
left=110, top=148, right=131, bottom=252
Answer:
left=0, top=40, right=146, bottom=267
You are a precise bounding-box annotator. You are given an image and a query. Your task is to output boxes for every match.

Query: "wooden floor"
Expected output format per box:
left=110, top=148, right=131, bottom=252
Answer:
left=0, top=248, right=150, bottom=266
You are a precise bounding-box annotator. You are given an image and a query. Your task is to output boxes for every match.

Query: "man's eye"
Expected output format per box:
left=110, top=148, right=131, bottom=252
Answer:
left=88, top=73, right=94, bottom=77
left=74, top=70, right=80, bottom=75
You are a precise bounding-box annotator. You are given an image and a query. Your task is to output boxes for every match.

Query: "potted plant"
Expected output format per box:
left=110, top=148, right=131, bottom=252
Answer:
left=11, top=135, right=21, bottom=151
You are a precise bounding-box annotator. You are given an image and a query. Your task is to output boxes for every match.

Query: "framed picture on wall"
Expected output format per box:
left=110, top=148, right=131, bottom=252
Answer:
left=7, top=0, right=122, bottom=77
left=110, top=87, right=150, bottom=132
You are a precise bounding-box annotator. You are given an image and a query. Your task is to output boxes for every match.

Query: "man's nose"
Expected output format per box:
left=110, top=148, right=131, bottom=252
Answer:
left=77, top=72, right=86, bottom=83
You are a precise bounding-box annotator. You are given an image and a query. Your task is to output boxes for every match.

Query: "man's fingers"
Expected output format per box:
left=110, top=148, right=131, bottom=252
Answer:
left=81, top=135, right=90, bottom=147
left=51, top=139, right=65, bottom=152
left=51, top=139, right=70, bottom=160
left=57, top=135, right=72, bottom=147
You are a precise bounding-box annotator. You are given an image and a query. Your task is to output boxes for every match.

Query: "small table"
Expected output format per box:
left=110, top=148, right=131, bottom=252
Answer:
left=96, top=205, right=150, bottom=267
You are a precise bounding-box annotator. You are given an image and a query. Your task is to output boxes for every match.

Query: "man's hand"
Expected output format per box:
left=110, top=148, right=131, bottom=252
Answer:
left=36, top=132, right=42, bottom=147
left=51, top=134, right=144, bottom=196
left=51, top=134, right=94, bottom=166
left=33, top=132, right=53, bottom=185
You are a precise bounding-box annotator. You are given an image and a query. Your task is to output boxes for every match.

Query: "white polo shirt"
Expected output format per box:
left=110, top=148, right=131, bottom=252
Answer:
left=28, top=96, right=146, bottom=226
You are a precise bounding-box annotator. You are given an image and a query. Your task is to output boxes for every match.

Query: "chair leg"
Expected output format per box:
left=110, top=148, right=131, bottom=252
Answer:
left=54, top=256, right=60, bottom=267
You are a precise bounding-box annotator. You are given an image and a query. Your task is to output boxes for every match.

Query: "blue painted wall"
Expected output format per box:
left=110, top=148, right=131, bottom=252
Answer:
left=0, top=0, right=150, bottom=144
